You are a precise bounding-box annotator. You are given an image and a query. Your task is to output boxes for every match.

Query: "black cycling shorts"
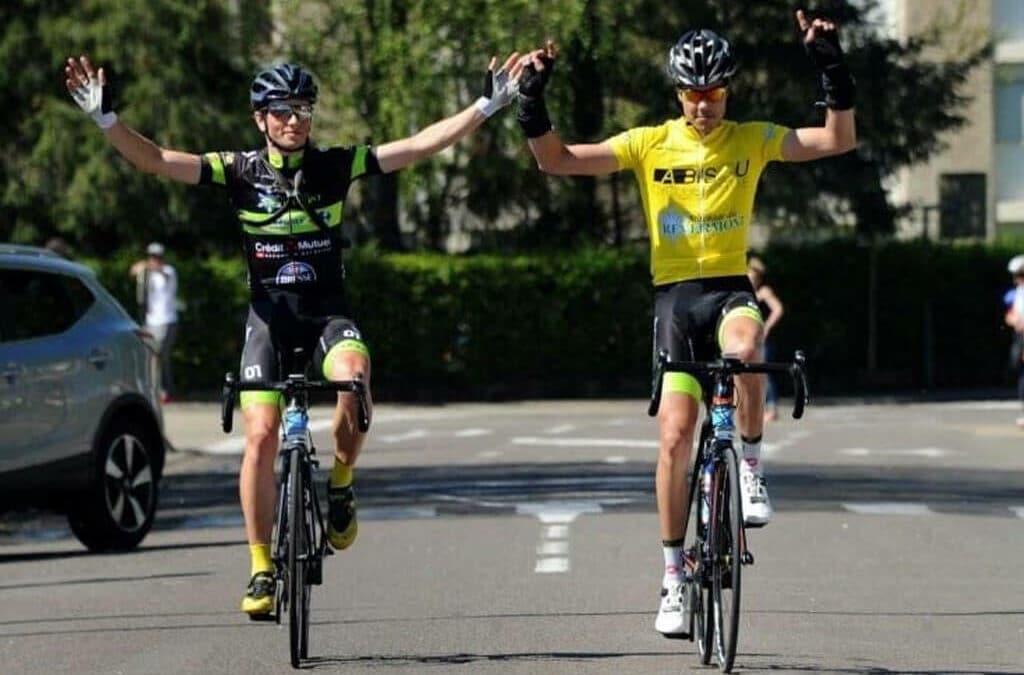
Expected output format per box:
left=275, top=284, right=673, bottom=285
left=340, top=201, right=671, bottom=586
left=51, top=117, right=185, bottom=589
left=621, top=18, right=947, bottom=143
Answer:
left=652, top=275, right=762, bottom=397
left=239, top=292, right=368, bottom=406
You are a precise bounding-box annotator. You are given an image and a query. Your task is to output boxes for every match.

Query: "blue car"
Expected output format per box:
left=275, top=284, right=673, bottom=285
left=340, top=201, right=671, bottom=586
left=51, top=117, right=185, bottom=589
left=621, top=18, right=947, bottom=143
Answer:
left=0, top=244, right=165, bottom=550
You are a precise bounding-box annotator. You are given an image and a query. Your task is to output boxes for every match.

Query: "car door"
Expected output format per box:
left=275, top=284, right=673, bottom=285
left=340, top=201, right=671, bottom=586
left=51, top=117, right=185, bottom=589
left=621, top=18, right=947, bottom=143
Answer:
left=0, top=268, right=83, bottom=472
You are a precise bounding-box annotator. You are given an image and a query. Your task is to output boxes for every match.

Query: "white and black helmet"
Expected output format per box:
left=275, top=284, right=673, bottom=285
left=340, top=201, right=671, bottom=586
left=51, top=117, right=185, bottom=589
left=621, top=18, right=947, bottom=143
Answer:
left=667, top=29, right=738, bottom=89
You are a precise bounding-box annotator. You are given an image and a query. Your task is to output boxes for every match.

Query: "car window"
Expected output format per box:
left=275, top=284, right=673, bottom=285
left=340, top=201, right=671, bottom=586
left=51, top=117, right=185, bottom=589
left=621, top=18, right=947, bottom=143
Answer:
left=0, top=268, right=94, bottom=342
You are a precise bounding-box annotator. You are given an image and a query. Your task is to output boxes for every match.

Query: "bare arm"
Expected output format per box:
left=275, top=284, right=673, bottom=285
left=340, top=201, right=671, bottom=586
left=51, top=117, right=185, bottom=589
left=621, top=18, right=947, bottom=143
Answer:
left=375, top=52, right=522, bottom=174
left=782, top=109, right=856, bottom=162
left=757, top=285, right=785, bottom=337
left=104, top=124, right=202, bottom=183
left=526, top=131, right=621, bottom=176
left=375, top=104, right=487, bottom=174
left=65, top=55, right=201, bottom=184
left=783, top=10, right=858, bottom=162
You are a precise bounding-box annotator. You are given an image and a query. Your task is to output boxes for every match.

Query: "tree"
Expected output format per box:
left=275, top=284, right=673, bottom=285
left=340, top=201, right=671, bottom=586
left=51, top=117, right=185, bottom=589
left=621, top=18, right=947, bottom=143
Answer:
left=2, top=0, right=254, bottom=255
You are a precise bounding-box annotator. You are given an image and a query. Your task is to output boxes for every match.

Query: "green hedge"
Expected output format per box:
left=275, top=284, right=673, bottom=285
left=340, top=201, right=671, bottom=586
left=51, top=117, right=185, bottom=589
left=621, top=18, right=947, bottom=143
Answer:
left=86, top=239, right=1020, bottom=400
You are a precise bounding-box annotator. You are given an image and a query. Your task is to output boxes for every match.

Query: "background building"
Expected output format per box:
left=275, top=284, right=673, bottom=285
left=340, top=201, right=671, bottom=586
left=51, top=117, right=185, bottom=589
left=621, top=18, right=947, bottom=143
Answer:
left=883, top=0, right=1024, bottom=240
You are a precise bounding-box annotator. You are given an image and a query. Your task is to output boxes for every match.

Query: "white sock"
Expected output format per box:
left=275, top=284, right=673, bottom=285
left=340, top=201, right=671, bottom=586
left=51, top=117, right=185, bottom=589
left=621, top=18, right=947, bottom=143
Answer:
left=662, top=544, right=684, bottom=585
left=742, top=438, right=762, bottom=469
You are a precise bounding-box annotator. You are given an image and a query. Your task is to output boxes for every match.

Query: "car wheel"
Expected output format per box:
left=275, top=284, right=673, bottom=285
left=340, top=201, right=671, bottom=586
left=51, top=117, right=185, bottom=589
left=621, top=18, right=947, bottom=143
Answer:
left=69, top=417, right=160, bottom=551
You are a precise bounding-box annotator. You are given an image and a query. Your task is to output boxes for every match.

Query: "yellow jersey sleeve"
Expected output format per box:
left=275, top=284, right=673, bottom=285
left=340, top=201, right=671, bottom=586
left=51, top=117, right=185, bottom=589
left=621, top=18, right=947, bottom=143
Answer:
left=607, top=126, right=664, bottom=172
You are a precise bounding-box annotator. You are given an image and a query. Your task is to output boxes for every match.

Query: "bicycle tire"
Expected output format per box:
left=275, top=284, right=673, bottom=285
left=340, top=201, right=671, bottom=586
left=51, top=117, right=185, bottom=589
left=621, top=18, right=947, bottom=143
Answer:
left=711, top=446, right=742, bottom=672
left=272, top=474, right=289, bottom=626
left=287, top=448, right=307, bottom=668
left=692, top=430, right=716, bottom=663
left=299, top=462, right=313, bottom=659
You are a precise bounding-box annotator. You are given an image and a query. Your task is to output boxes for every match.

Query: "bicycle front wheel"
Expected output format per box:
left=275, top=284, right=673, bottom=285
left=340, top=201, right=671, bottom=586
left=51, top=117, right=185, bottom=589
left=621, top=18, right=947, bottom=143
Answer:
left=711, top=446, right=742, bottom=672
left=287, top=449, right=308, bottom=668
left=689, top=464, right=713, bottom=664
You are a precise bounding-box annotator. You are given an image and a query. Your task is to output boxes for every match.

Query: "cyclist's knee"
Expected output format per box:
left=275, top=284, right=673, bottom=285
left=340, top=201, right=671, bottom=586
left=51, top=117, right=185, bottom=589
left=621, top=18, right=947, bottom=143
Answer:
left=243, top=407, right=279, bottom=458
left=657, top=396, right=697, bottom=464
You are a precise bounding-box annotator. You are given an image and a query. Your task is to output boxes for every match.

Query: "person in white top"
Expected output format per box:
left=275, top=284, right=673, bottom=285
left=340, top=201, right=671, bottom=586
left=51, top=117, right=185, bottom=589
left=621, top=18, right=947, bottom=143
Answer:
left=1004, top=255, right=1024, bottom=428
left=130, top=242, right=179, bottom=403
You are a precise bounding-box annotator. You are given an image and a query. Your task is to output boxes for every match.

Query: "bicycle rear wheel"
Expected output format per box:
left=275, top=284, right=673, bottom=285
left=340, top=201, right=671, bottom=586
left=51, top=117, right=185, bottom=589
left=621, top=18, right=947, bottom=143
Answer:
left=711, top=446, right=742, bottom=672
left=287, top=448, right=308, bottom=668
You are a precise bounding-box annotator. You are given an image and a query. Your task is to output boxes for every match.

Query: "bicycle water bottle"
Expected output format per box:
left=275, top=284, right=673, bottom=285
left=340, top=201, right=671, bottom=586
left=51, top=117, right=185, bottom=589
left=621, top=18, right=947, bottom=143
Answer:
left=700, top=463, right=712, bottom=525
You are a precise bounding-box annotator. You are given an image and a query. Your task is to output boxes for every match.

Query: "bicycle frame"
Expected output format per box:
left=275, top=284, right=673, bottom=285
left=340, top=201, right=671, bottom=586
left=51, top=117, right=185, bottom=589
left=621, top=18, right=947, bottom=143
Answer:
left=648, top=349, right=808, bottom=672
left=220, top=369, right=370, bottom=667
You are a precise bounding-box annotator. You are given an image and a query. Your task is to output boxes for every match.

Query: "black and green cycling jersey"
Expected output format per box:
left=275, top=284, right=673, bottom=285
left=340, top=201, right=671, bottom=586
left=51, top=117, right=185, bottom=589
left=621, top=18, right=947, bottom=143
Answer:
left=199, top=145, right=382, bottom=298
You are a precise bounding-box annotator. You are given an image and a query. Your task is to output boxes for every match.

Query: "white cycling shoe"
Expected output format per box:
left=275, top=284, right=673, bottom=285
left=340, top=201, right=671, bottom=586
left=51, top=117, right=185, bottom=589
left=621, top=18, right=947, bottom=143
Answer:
left=655, top=581, right=688, bottom=636
left=740, top=459, right=773, bottom=526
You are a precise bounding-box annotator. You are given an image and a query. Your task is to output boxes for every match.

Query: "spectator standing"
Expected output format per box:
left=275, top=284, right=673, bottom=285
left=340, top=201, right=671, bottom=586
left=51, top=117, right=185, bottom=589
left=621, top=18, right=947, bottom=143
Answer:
left=131, top=242, right=179, bottom=403
left=747, top=255, right=785, bottom=422
left=1003, top=255, right=1024, bottom=428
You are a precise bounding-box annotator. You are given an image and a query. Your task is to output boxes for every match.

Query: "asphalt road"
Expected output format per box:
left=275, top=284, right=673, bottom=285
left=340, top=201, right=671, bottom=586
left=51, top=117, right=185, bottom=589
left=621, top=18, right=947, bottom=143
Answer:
left=1, top=398, right=1022, bottom=674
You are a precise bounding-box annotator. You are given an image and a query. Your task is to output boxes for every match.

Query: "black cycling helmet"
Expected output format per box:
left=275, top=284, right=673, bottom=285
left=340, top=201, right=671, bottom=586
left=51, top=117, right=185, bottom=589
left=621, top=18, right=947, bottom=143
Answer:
left=667, top=29, right=738, bottom=89
left=250, top=63, right=318, bottom=109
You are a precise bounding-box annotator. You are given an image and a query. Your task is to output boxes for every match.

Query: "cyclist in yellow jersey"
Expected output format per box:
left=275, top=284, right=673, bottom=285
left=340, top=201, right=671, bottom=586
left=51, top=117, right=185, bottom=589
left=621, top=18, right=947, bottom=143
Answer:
left=514, top=9, right=856, bottom=636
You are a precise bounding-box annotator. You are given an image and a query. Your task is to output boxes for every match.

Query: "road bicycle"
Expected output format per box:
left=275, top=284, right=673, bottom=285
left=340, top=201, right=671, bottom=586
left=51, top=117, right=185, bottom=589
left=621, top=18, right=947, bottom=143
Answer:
left=220, top=351, right=370, bottom=668
left=648, top=350, right=808, bottom=673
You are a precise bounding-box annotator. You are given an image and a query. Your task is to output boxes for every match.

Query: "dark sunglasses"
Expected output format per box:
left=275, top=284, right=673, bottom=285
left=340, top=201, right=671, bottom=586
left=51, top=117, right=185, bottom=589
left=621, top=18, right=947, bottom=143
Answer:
left=264, top=102, right=314, bottom=121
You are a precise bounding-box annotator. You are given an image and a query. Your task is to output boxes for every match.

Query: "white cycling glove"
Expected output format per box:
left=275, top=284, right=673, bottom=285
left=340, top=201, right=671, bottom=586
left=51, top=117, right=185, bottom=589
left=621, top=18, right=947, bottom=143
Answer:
left=70, top=73, right=118, bottom=130
left=475, top=65, right=518, bottom=118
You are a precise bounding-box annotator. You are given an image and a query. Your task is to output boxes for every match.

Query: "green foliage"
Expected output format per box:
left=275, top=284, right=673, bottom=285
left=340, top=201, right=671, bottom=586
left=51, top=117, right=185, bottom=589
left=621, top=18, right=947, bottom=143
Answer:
left=80, top=240, right=1019, bottom=399
left=3, top=0, right=254, bottom=255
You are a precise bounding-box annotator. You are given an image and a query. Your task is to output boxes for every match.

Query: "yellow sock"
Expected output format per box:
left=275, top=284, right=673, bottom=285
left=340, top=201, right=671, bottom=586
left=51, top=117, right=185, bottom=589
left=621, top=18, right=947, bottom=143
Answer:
left=330, top=462, right=353, bottom=488
left=250, top=544, right=273, bottom=577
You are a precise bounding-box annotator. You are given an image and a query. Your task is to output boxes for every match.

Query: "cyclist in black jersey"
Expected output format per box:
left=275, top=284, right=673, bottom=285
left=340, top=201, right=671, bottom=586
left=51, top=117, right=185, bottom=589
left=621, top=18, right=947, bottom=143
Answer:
left=65, top=51, right=524, bottom=617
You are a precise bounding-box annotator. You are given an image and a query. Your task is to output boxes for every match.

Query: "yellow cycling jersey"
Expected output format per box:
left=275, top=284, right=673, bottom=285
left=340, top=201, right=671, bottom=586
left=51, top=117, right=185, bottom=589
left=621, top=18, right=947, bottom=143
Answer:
left=608, top=118, right=790, bottom=285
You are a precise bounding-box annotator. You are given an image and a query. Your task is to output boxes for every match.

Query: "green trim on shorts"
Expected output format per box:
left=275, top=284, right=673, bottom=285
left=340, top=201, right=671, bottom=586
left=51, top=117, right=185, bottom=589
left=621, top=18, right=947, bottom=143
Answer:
left=240, top=390, right=283, bottom=408
left=663, top=372, right=702, bottom=401
left=322, top=339, right=371, bottom=380
left=717, top=306, right=764, bottom=349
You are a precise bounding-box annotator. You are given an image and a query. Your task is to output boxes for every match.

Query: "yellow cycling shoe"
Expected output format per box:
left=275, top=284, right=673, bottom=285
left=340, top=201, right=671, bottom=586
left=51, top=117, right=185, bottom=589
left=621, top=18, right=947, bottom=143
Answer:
left=241, top=571, right=275, bottom=618
left=327, top=485, right=358, bottom=550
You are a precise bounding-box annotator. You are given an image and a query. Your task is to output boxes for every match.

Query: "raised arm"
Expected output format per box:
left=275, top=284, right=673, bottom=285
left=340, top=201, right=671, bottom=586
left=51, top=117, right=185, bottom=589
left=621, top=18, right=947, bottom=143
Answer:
left=781, top=10, right=857, bottom=163
left=375, top=53, right=521, bottom=174
left=516, top=45, right=620, bottom=177
left=65, top=55, right=201, bottom=184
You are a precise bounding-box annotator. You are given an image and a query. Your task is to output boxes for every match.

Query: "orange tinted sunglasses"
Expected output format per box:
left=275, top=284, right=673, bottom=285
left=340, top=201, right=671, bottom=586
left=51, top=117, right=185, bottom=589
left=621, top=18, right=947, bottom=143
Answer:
left=680, top=86, right=728, bottom=103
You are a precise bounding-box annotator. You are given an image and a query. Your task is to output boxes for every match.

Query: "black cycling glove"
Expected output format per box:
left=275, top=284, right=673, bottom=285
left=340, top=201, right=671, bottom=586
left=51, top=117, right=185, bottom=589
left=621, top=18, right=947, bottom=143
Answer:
left=517, top=55, right=555, bottom=138
left=804, top=26, right=855, bottom=110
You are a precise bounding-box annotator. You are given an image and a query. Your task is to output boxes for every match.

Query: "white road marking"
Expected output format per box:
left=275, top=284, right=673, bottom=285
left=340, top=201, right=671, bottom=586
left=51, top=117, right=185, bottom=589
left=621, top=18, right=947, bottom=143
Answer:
left=842, top=502, right=933, bottom=516
left=376, top=429, right=428, bottom=444
left=545, top=525, right=568, bottom=539
left=604, top=456, right=628, bottom=464
left=1011, top=506, right=1024, bottom=519
left=544, top=424, right=576, bottom=434
left=513, top=437, right=659, bottom=449
left=535, top=558, right=569, bottom=573
left=476, top=449, right=502, bottom=459
left=838, top=447, right=950, bottom=458
left=537, top=541, right=569, bottom=556
left=517, top=502, right=602, bottom=574
left=455, top=428, right=493, bottom=438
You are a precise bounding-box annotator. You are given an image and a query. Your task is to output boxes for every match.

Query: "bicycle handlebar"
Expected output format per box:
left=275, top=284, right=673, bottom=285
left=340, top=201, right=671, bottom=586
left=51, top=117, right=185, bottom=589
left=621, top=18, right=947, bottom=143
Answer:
left=221, top=372, right=370, bottom=434
left=647, top=350, right=809, bottom=419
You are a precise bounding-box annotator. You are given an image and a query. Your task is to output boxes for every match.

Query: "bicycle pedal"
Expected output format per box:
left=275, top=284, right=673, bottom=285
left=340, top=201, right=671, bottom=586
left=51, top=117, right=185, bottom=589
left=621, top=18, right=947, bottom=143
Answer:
left=741, top=551, right=754, bottom=565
